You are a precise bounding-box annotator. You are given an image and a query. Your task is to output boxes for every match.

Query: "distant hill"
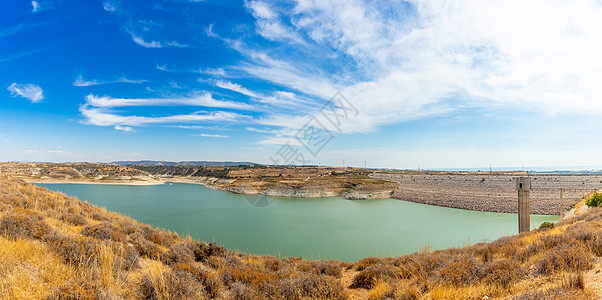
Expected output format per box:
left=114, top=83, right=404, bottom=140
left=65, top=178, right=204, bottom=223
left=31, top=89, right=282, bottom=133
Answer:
left=112, top=160, right=259, bottom=167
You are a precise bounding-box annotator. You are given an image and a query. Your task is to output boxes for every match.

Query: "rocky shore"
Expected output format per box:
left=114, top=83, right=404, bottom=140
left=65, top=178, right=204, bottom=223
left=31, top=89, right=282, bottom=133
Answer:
left=373, top=172, right=602, bottom=215
left=162, top=175, right=391, bottom=199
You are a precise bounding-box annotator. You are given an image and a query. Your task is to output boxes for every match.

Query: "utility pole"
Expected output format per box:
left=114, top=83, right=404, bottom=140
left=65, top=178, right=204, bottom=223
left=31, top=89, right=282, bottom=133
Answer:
left=364, top=160, right=367, bottom=169
left=515, top=177, right=531, bottom=233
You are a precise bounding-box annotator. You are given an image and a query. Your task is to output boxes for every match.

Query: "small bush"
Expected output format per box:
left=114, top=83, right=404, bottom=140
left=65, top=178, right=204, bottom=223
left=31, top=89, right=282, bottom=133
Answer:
left=229, top=282, right=262, bottom=300
left=0, top=208, right=51, bottom=240
left=59, top=212, right=88, bottom=226
left=479, top=259, right=525, bottom=288
left=535, top=243, right=594, bottom=274
left=193, top=242, right=228, bottom=262
left=296, top=273, right=346, bottom=300
left=351, top=263, right=399, bottom=289
left=81, top=221, right=125, bottom=242
left=174, top=263, right=221, bottom=298
left=139, top=268, right=205, bottom=300
left=439, top=256, right=479, bottom=286
left=355, top=256, right=381, bottom=271
left=141, top=225, right=178, bottom=248
left=539, top=222, right=554, bottom=230
left=220, top=264, right=275, bottom=292
left=91, top=211, right=107, bottom=221
left=296, top=260, right=343, bottom=278
left=585, top=192, right=602, bottom=207
left=161, top=241, right=195, bottom=265
left=129, top=232, right=163, bottom=258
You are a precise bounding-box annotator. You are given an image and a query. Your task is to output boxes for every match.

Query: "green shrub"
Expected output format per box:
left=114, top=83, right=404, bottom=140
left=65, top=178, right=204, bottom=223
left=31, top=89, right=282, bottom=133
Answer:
left=585, top=192, right=602, bottom=207
left=193, top=242, right=228, bottom=263
left=539, top=222, right=554, bottom=230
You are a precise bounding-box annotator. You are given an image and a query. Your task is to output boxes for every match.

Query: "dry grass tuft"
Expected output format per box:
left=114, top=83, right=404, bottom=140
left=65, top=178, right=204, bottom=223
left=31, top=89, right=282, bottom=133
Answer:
left=0, top=208, right=51, bottom=240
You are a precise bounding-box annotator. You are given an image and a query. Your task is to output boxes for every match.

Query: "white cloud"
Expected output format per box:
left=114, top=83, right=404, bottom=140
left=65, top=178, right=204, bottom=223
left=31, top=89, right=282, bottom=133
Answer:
left=190, top=133, right=229, bottom=138
left=245, top=1, right=305, bottom=43
left=246, top=1, right=277, bottom=19
left=84, top=93, right=254, bottom=110
left=126, top=30, right=187, bottom=48
left=7, top=83, right=44, bottom=103
left=80, top=105, right=247, bottom=127
left=103, top=1, right=117, bottom=12
left=31, top=1, right=39, bottom=13
left=214, top=80, right=258, bottom=98
left=114, top=125, right=134, bottom=132
left=73, top=76, right=99, bottom=87
left=130, top=33, right=162, bottom=48
left=74, top=75, right=147, bottom=86
left=230, top=0, right=602, bottom=141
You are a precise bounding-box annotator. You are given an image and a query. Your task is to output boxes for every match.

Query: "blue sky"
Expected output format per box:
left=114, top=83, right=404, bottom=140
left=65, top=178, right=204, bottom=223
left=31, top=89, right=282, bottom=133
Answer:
left=2, top=0, right=602, bottom=169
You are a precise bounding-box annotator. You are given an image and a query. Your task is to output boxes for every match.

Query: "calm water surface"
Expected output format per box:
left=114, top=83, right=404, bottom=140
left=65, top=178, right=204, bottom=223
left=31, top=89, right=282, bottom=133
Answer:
left=40, top=183, right=559, bottom=261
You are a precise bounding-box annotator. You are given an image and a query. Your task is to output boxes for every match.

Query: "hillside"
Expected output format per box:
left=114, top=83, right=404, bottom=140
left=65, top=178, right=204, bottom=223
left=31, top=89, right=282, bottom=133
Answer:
left=112, top=161, right=259, bottom=167
left=0, top=162, right=398, bottom=200
left=0, top=162, right=159, bottom=184
left=1, top=175, right=601, bottom=299
left=135, top=165, right=397, bottom=199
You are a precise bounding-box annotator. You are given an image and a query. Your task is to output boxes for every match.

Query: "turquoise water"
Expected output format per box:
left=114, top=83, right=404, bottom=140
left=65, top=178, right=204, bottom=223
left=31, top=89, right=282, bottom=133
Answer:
left=39, top=183, right=559, bottom=262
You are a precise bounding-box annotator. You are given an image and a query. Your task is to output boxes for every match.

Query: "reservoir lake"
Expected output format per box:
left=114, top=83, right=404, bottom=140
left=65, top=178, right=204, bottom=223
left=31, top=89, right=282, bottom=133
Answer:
left=40, top=182, right=559, bottom=262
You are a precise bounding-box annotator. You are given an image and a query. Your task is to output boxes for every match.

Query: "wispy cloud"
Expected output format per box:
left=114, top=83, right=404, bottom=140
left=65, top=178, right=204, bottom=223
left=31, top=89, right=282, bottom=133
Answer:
left=190, top=133, right=229, bottom=138
left=73, top=75, right=147, bottom=87
left=103, top=1, right=117, bottom=12
left=80, top=105, right=247, bottom=127
left=126, top=29, right=187, bottom=48
left=214, top=80, right=258, bottom=98
left=224, top=0, right=602, bottom=143
left=84, top=93, right=254, bottom=110
left=7, top=83, right=44, bottom=103
left=245, top=1, right=305, bottom=43
left=31, top=1, right=40, bottom=13
left=129, top=31, right=162, bottom=48
left=114, top=125, right=134, bottom=133
left=79, top=91, right=255, bottom=131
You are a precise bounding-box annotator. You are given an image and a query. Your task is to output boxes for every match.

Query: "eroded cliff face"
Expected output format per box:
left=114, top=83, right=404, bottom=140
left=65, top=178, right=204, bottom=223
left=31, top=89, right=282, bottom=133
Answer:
left=162, top=175, right=396, bottom=199
left=1, top=162, right=398, bottom=199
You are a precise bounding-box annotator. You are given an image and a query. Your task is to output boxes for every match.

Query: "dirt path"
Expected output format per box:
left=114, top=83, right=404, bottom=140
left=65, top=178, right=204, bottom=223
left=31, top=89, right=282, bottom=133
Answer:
left=584, top=258, right=602, bottom=298
left=341, top=269, right=369, bottom=300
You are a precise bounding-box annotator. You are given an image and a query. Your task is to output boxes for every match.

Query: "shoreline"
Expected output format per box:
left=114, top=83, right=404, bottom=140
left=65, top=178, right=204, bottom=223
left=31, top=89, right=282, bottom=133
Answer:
left=24, top=178, right=165, bottom=186
left=20, top=175, right=565, bottom=216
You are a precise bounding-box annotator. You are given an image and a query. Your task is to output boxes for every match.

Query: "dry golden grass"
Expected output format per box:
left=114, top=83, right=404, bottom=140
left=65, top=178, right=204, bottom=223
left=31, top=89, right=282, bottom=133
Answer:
left=0, top=237, right=73, bottom=299
left=0, top=173, right=601, bottom=299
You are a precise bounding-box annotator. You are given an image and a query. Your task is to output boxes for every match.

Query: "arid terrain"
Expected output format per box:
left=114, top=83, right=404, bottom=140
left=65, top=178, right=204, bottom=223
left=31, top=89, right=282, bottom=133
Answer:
left=0, top=162, right=397, bottom=200
left=1, top=174, right=601, bottom=299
